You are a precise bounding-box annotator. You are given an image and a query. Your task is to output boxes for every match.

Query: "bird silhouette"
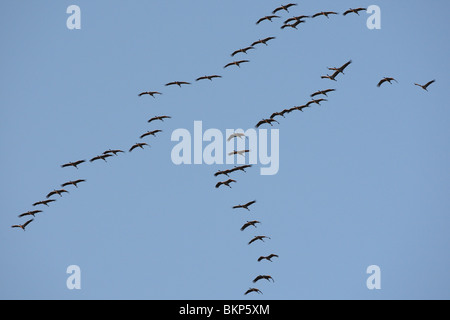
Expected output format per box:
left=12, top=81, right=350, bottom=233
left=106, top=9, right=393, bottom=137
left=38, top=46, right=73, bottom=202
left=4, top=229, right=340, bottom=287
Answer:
left=233, top=200, right=257, bottom=211
left=90, top=154, right=113, bottom=163
left=284, top=15, right=310, bottom=24
left=148, top=115, right=171, bottom=123
left=214, top=169, right=233, bottom=177
left=18, top=210, right=42, bottom=218
left=140, top=130, right=162, bottom=139
left=129, top=142, right=149, bottom=152
left=46, top=189, right=69, bottom=199
left=228, top=150, right=250, bottom=157
left=321, top=71, right=339, bottom=81
left=292, top=104, right=309, bottom=112
left=270, top=108, right=293, bottom=119
left=248, top=235, right=271, bottom=245
left=138, top=91, right=162, bottom=98
left=256, top=118, right=279, bottom=128
left=33, top=199, right=56, bottom=207
left=414, top=80, right=435, bottom=91
left=165, top=81, right=191, bottom=87
left=272, top=3, right=297, bottom=14
left=328, top=60, right=352, bottom=75
left=103, top=149, right=124, bottom=156
left=343, top=8, right=367, bottom=16
left=251, top=37, right=276, bottom=47
left=312, top=11, right=338, bottom=18
left=281, top=20, right=305, bottom=29
left=61, top=160, right=86, bottom=169
left=227, top=132, right=246, bottom=141
left=377, top=77, right=398, bottom=87
left=230, top=164, right=252, bottom=173
left=244, top=288, right=263, bottom=295
left=240, top=220, right=261, bottom=231
left=257, top=254, right=279, bottom=262
left=61, top=179, right=86, bottom=188
left=224, top=60, right=249, bottom=69
left=306, top=98, right=328, bottom=107
left=11, top=219, right=33, bottom=231
left=196, top=75, right=222, bottom=81
left=253, top=275, right=274, bottom=283
left=311, top=89, right=336, bottom=97
left=256, top=15, right=280, bottom=25
left=215, top=179, right=237, bottom=189
left=231, top=47, right=255, bottom=57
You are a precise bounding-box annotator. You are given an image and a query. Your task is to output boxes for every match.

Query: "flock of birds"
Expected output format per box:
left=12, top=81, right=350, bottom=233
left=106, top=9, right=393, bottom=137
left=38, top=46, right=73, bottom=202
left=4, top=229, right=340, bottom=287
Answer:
left=11, top=2, right=436, bottom=297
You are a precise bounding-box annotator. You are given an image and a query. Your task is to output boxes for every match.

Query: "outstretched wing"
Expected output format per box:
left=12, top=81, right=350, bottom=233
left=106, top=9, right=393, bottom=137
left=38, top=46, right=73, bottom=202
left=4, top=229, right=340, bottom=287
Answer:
left=245, top=200, right=256, bottom=207
left=377, top=78, right=386, bottom=87
left=240, top=223, right=250, bottom=231
left=23, top=219, right=34, bottom=228
left=424, top=79, right=436, bottom=88
left=46, top=191, right=56, bottom=198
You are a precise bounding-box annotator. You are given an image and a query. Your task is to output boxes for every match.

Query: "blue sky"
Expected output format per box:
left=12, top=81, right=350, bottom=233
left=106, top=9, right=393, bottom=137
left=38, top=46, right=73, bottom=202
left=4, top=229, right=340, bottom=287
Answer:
left=0, top=1, right=449, bottom=300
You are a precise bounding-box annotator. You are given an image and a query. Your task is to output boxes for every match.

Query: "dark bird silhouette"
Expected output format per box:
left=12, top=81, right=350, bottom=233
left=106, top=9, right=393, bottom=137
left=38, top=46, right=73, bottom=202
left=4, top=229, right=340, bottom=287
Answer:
left=377, top=77, right=398, bottom=87
left=11, top=219, right=33, bottom=231
left=233, top=200, right=257, bottom=211
left=328, top=60, right=352, bottom=75
left=311, top=89, right=336, bottom=97
left=270, top=108, right=293, bottom=119
left=253, top=275, right=274, bottom=283
left=240, top=220, right=261, bottom=231
left=343, top=8, right=367, bottom=16
left=90, top=154, right=113, bottom=163
left=18, top=210, right=42, bottom=218
left=256, top=15, right=280, bottom=24
left=230, top=164, right=252, bottom=173
left=321, top=71, right=339, bottom=81
left=165, top=81, right=191, bottom=87
left=231, top=47, right=255, bottom=57
left=103, top=149, right=124, bottom=156
left=244, top=288, right=263, bottom=295
left=224, top=60, right=249, bottom=69
left=61, top=179, right=86, bottom=188
left=196, top=75, right=222, bottom=81
left=306, top=98, right=328, bottom=107
left=148, top=115, right=171, bottom=123
left=46, top=189, right=69, bottom=199
left=284, top=15, right=310, bottom=24
left=228, top=149, right=250, bottom=157
left=415, top=80, right=435, bottom=91
left=61, top=160, right=86, bottom=169
left=33, top=199, right=56, bottom=207
left=256, top=118, right=279, bottom=128
left=251, top=37, right=276, bottom=47
left=257, top=254, right=279, bottom=262
left=281, top=20, right=305, bottom=29
left=140, top=130, right=162, bottom=139
left=248, top=235, right=271, bottom=245
left=272, top=3, right=297, bottom=14
left=214, top=168, right=233, bottom=177
left=138, top=91, right=162, bottom=98
left=129, top=142, right=149, bottom=152
left=291, top=104, right=309, bottom=112
left=312, top=11, right=338, bottom=18
left=215, top=179, right=237, bottom=189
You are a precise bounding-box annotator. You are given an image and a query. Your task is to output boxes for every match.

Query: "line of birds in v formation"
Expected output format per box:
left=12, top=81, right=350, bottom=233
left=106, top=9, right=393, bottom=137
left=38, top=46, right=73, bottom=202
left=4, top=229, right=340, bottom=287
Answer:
left=11, top=3, right=436, bottom=296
